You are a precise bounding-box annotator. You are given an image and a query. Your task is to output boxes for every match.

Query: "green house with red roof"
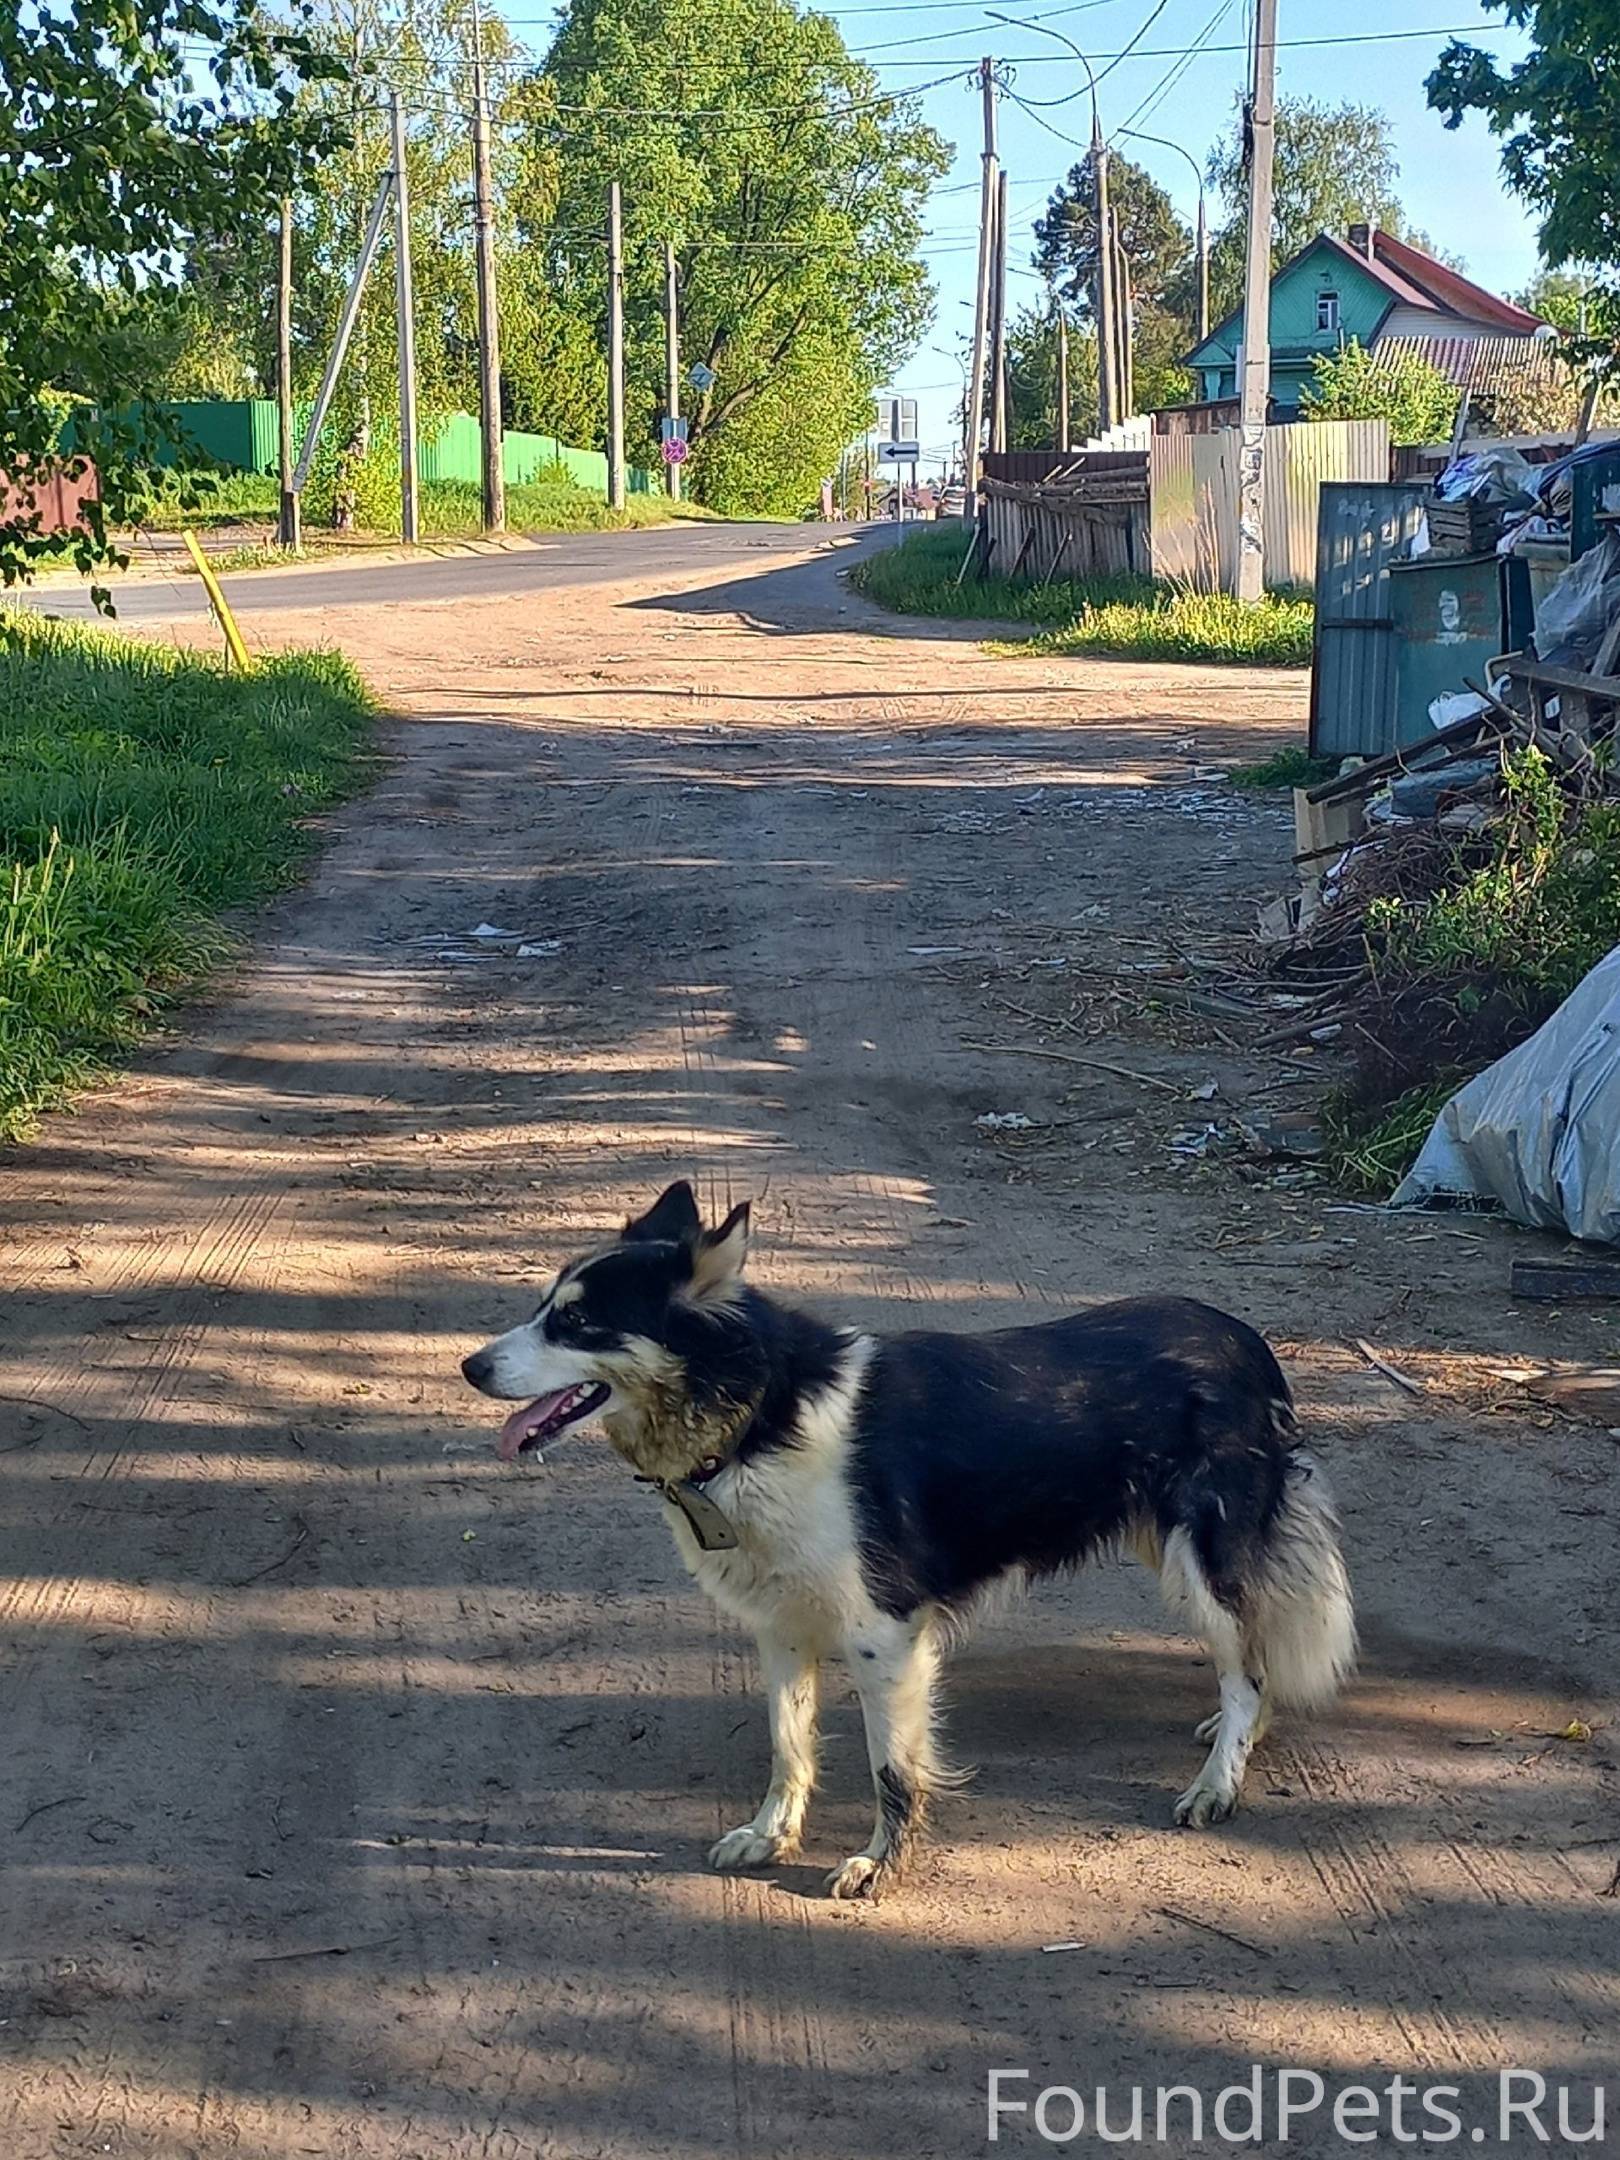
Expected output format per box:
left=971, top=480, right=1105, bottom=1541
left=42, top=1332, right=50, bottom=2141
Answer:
left=1183, top=223, right=1547, bottom=415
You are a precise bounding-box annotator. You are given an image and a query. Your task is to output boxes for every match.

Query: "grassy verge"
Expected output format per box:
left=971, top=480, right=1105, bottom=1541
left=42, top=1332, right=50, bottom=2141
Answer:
left=1320, top=749, right=1620, bottom=1191
left=422, top=478, right=704, bottom=535
left=0, top=614, right=374, bottom=1139
left=849, top=525, right=1314, bottom=668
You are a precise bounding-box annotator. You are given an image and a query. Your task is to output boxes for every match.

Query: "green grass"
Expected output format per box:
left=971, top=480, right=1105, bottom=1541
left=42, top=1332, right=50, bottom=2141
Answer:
left=0, top=613, right=374, bottom=1139
left=1228, top=745, right=1341, bottom=791
left=850, top=525, right=1314, bottom=668
left=1321, top=749, right=1620, bottom=1193
left=422, top=477, right=705, bottom=536
left=1321, top=1079, right=1460, bottom=1194
left=131, top=469, right=281, bottom=530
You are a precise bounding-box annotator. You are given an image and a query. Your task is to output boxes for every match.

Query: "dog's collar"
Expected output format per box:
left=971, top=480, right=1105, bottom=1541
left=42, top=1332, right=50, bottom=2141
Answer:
left=634, top=1453, right=739, bottom=1552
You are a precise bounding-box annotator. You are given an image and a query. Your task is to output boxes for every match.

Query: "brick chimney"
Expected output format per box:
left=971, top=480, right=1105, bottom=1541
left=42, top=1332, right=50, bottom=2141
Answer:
left=1346, top=221, right=1376, bottom=259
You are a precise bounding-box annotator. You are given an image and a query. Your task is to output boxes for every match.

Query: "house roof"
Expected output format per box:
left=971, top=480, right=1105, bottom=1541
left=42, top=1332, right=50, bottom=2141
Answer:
left=1183, top=228, right=1545, bottom=368
left=1370, top=229, right=1544, bottom=334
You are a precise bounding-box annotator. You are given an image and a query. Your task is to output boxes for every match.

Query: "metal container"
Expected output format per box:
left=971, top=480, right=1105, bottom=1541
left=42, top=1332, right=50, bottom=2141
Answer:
left=1309, top=480, right=1429, bottom=758
left=1388, top=552, right=1505, bottom=748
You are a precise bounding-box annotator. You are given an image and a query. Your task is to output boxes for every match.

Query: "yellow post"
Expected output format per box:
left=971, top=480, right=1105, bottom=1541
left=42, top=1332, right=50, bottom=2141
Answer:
left=181, top=529, right=253, bottom=673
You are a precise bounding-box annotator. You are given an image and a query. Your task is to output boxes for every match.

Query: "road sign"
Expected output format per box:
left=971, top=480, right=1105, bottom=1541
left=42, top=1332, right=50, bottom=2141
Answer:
left=659, top=415, right=689, bottom=443
left=661, top=436, right=690, bottom=465
left=688, top=362, right=717, bottom=392
left=880, top=396, right=918, bottom=447
left=878, top=440, right=921, bottom=464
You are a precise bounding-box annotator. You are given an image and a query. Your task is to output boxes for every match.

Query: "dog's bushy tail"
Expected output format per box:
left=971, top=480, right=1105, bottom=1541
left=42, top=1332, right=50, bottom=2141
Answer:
left=1250, top=1441, right=1356, bottom=1710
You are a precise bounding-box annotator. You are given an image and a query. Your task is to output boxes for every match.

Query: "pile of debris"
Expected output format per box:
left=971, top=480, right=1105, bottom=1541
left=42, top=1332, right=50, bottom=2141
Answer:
left=1415, top=437, right=1620, bottom=565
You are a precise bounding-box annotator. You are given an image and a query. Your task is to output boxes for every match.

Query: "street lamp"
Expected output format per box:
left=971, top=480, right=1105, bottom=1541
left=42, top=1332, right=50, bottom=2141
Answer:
left=986, top=10, right=1118, bottom=429
left=1120, top=125, right=1209, bottom=344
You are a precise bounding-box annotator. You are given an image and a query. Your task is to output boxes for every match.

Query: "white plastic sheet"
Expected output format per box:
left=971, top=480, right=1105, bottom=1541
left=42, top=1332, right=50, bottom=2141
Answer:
left=1392, top=946, right=1620, bottom=1242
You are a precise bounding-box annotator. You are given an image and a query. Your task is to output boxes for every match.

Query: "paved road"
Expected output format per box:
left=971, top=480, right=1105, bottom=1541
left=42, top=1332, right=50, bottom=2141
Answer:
left=17, top=518, right=871, bottom=625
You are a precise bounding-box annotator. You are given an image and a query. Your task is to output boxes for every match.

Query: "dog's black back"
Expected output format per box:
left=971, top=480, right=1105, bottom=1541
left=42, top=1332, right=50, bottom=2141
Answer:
left=844, top=1297, right=1293, bottom=1619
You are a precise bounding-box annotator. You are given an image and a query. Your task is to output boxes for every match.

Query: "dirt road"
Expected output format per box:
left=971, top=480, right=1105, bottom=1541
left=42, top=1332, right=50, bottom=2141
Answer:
left=2, top=531, right=1615, bottom=2159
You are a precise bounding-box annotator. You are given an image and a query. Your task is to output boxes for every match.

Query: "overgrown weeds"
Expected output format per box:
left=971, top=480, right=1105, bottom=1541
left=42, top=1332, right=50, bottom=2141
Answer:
left=0, top=614, right=374, bottom=1138
left=1229, top=744, right=1340, bottom=790
left=1318, top=749, right=1620, bottom=1189
left=849, top=525, right=1313, bottom=667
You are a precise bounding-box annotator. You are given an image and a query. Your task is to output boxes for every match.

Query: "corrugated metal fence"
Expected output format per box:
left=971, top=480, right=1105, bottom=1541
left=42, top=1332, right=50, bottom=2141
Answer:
left=1308, top=480, right=1429, bottom=759
left=1150, top=418, right=1390, bottom=591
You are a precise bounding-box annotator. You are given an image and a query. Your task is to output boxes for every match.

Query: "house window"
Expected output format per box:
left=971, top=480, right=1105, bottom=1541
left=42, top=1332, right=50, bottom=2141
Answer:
left=1316, top=290, right=1341, bottom=332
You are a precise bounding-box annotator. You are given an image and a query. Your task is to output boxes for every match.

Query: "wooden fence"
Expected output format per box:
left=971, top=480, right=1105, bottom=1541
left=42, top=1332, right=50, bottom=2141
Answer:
left=980, top=457, right=1149, bottom=581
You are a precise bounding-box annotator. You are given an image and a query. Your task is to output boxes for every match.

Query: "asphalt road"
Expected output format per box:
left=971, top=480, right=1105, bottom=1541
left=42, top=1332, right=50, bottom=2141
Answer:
left=15, top=517, right=870, bottom=624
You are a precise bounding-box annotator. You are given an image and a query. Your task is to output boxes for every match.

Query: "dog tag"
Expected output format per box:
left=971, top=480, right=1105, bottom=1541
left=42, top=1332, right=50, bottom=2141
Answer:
left=661, top=1479, right=739, bottom=1552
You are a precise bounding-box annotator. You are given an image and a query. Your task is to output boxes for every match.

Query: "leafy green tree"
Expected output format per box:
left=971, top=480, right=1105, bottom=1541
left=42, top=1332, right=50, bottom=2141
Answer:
left=1299, top=338, right=1459, bottom=445
left=524, top=0, right=949, bottom=513
left=1003, top=306, right=1098, bottom=451
left=1428, top=2, right=1620, bottom=384
left=0, top=0, right=345, bottom=586
left=1032, top=154, right=1191, bottom=414
left=1205, top=97, right=1412, bottom=317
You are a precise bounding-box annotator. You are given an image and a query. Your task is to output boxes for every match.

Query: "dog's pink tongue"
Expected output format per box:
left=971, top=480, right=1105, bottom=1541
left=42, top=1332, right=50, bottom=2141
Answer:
left=497, top=1391, right=570, bottom=1462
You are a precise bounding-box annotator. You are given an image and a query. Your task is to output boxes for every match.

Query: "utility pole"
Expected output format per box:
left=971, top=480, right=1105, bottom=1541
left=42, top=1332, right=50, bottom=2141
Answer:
left=663, top=238, right=682, bottom=502
left=1195, top=188, right=1210, bottom=345
left=291, top=170, right=393, bottom=497
left=1114, top=219, right=1135, bottom=419
left=989, top=169, right=1009, bottom=453
left=1055, top=307, right=1070, bottom=452
left=1235, top=0, right=1277, bottom=602
left=606, top=180, right=626, bottom=511
left=965, top=57, right=998, bottom=495
left=1094, top=128, right=1117, bottom=434
left=471, top=10, right=505, bottom=533
left=276, top=198, right=300, bottom=550
left=390, top=92, right=420, bottom=544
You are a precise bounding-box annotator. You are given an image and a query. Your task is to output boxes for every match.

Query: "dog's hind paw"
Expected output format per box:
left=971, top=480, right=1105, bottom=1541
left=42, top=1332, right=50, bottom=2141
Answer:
left=1172, top=1777, right=1240, bottom=1828
left=709, top=1825, right=789, bottom=1872
left=825, top=1852, right=885, bottom=1901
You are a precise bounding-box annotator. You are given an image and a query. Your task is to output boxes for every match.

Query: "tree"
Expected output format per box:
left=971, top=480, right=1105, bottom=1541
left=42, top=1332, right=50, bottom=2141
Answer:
left=0, top=0, right=344, bottom=587
left=1428, top=2, right=1620, bottom=385
left=1299, top=339, right=1459, bottom=445
left=524, top=0, right=949, bottom=515
left=1206, top=97, right=1411, bottom=317
left=1032, top=153, right=1192, bottom=414
left=1003, top=306, right=1097, bottom=452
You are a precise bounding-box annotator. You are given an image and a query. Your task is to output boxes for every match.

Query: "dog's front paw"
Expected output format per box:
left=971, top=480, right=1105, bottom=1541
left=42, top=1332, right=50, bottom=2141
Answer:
left=709, top=1824, right=789, bottom=1872
left=825, top=1852, right=886, bottom=1901
left=1172, top=1776, right=1240, bottom=1828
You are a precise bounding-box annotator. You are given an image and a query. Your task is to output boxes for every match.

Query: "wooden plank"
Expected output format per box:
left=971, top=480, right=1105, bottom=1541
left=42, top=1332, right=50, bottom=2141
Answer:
left=1510, top=1255, right=1620, bottom=1303
left=1500, top=659, right=1620, bottom=700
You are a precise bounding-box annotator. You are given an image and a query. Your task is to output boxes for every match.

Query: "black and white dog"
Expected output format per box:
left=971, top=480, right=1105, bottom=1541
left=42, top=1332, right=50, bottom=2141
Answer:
left=462, top=1182, right=1354, bottom=1899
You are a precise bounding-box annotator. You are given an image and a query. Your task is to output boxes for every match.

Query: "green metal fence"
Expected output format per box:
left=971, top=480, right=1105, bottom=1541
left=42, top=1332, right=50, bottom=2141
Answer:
left=133, top=399, right=653, bottom=494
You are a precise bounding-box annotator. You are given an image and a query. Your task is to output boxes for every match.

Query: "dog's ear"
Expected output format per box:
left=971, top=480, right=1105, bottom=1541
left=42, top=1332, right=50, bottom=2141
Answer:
left=623, top=1179, right=702, bottom=1248
left=688, top=1200, right=750, bottom=1302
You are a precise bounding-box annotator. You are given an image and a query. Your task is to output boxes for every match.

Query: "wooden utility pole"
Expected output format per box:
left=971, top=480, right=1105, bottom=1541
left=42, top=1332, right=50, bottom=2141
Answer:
left=1235, top=0, right=1277, bottom=602
left=276, top=198, right=300, bottom=549
left=606, top=180, right=626, bottom=510
left=965, top=57, right=998, bottom=493
left=663, top=238, right=682, bottom=501
left=1195, top=189, right=1210, bottom=345
left=989, top=169, right=1009, bottom=453
left=390, top=92, right=420, bottom=544
left=471, top=32, right=506, bottom=532
left=1093, top=127, right=1117, bottom=434
left=1055, top=308, right=1070, bottom=451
